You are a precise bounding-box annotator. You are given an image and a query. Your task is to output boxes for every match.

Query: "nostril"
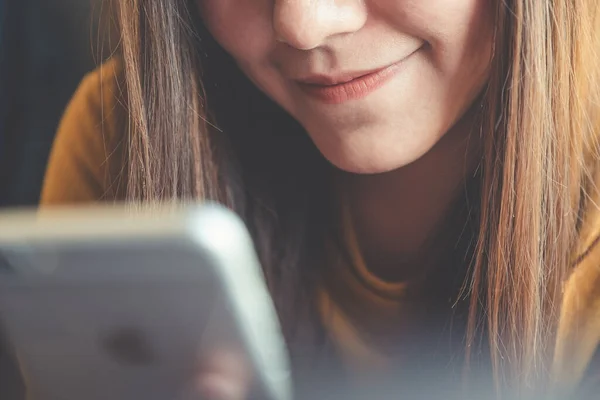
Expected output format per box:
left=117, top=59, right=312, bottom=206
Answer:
left=273, top=24, right=320, bottom=50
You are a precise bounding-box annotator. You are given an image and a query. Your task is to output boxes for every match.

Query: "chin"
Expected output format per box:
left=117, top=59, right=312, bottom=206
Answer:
left=304, top=122, right=445, bottom=175
left=318, top=145, right=428, bottom=175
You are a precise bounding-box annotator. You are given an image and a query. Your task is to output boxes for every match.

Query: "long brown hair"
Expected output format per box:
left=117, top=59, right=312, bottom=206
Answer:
left=112, top=0, right=600, bottom=393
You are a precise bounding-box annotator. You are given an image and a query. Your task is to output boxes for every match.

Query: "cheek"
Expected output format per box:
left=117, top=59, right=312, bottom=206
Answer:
left=442, top=1, right=494, bottom=110
left=198, top=0, right=273, bottom=67
left=405, top=0, right=493, bottom=117
left=426, top=0, right=493, bottom=74
left=380, top=0, right=493, bottom=70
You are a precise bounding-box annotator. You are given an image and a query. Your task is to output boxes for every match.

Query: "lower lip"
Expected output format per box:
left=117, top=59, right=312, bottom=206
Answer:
left=297, top=61, right=406, bottom=105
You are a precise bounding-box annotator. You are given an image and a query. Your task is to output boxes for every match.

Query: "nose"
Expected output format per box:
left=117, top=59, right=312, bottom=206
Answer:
left=273, top=0, right=367, bottom=50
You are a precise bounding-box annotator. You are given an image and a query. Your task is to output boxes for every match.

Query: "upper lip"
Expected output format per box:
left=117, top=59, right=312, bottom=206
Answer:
left=293, top=45, right=423, bottom=87
left=295, top=65, right=390, bottom=86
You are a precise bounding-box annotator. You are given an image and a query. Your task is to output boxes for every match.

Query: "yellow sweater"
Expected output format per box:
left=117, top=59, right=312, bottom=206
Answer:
left=41, top=59, right=600, bottom=396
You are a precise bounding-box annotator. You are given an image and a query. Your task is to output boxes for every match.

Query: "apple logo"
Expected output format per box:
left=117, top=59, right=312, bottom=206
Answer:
left=100, top=327, right=156, bottom=366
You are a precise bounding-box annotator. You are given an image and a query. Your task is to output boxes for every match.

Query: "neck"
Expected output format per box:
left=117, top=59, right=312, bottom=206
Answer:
left=338, top=109, right=482, bottom=282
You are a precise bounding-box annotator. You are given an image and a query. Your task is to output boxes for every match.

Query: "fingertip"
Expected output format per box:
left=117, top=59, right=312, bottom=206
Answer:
left=197, top=372, right=247, bottom=400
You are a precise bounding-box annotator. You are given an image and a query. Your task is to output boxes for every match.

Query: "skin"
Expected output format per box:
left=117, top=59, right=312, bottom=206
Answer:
left=196, top=348, right=251, bottom=400
left=196, top=0, right=494, bottom=397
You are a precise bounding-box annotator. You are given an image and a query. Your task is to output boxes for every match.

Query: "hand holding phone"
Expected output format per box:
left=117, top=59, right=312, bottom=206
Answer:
left=0, top=204, right=293, bottom=400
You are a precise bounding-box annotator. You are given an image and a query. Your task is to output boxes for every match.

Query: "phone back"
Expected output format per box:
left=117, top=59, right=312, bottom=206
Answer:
left=0, top=204, right=292, bottom=400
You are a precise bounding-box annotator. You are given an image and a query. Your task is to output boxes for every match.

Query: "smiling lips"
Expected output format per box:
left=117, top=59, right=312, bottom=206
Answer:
left=295, top=61, right=405, bottom=104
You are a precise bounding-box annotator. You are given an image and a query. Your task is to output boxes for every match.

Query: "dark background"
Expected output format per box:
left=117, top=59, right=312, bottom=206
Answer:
left=0, top=0, right=110, bottom=208
left=0, top=1, right=109, bottom=397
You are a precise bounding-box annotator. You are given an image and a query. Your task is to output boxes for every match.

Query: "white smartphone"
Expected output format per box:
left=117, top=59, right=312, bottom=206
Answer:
left=0, top=203, right=293, bottom=400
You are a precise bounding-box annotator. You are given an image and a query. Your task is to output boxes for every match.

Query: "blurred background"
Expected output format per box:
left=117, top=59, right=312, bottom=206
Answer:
left=0, top=1, right=112, bottom=396
left=0, top=0, right=113, bottom=209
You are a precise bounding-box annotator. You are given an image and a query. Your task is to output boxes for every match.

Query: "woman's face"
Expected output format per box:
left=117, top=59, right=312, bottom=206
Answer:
left=199, top=0, right=494, bottom=174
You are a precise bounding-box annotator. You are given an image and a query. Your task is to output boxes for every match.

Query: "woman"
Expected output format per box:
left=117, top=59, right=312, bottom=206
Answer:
left=41, top=0, right=600, bottom=398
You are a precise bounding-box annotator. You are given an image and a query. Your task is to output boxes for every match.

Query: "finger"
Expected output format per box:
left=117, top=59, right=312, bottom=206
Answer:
left=196, top=348, right=252, bottom=400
